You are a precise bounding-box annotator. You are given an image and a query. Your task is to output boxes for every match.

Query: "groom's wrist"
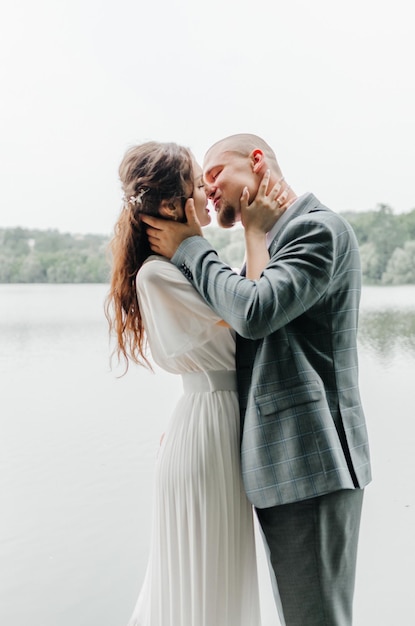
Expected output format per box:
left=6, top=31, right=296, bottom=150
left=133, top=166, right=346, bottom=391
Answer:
left=171, top=236, right=211, bottom=268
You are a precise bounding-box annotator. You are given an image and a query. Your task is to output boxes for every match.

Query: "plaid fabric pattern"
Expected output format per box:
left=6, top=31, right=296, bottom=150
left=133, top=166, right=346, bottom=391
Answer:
left=172, top=194, right=371, bottom=507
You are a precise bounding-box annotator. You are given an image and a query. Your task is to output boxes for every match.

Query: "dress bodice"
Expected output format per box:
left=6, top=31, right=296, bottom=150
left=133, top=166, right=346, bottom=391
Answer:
left=136, top=256, right=236, bottom=375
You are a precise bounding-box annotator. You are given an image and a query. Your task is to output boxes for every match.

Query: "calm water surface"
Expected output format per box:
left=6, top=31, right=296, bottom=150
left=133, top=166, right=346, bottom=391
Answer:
left=0, top=284, right=414, bottom=626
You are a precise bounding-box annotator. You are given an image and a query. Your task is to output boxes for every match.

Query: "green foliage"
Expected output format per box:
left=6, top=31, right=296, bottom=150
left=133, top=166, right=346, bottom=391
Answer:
left=341, top=204, right=415, bottom=284
left=203, top=226, right=245, bottom=268
left=1, top=204, right=415, bottom=283
left=359, top=242, right=383, bottom=284
left=396, top=208, right=415, bottom=240
left=382, top=240, right=415, bottom=285
left=0, top=228, right=110, bottom=283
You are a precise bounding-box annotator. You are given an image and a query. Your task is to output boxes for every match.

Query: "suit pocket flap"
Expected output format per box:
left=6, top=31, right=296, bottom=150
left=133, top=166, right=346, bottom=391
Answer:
left=256, top=380, right=322, bottom=415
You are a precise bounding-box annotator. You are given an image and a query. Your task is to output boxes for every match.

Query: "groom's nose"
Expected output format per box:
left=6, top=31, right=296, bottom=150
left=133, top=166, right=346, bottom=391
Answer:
left=205, top=184, right=215, bottom=199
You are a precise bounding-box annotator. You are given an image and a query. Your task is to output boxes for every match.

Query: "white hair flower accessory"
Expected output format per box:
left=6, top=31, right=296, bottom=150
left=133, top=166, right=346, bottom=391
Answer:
left=123, top=187, right=149, bottom=210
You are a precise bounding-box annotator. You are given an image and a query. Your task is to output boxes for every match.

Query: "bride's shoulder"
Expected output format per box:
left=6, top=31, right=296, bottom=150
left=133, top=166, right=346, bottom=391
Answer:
left=137, top=255, right=184, bottom=285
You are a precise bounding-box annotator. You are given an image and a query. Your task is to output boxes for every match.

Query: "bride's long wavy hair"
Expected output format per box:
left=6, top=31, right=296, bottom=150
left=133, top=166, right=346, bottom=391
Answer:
left=105, top=141, right=194, bottom=371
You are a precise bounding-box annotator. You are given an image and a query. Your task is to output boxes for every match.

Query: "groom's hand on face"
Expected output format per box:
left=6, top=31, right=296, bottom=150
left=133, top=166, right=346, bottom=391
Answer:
left=141, top=199, right=203, bottom=259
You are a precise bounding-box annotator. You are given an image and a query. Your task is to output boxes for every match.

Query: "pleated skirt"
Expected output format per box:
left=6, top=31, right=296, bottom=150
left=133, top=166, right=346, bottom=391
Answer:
left=127, top=386, right=261, bottom=626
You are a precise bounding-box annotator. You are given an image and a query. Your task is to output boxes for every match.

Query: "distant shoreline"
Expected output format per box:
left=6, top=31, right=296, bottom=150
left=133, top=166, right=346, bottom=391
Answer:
left=2, top=207, right=415, bottom=285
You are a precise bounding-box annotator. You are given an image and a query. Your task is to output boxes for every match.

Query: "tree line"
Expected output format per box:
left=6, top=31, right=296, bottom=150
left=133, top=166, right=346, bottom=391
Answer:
left=0, top=228, right=110, bottom=283
left=1, top=204, right=415, bottom=284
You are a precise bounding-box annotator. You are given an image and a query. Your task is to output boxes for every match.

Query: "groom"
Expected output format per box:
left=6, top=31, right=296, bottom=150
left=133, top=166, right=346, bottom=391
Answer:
left=142, top=134, right=371, bottom=626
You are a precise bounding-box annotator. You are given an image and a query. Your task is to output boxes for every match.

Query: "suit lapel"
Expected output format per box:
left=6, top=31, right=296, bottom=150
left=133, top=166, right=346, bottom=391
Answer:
left=239, top=193, right=325, bottom=273
left=267, top=193, right=323, bottom=257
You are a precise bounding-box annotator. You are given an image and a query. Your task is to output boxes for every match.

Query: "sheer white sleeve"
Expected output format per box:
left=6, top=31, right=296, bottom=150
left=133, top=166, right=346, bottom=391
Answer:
left=136, top=256, right=222, bottom=359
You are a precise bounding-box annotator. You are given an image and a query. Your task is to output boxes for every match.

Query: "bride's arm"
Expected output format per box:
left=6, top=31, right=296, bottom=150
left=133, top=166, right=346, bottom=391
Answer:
left=244, top=225, right=269, bottom=280
left=241, top=170, right=287, bottom=279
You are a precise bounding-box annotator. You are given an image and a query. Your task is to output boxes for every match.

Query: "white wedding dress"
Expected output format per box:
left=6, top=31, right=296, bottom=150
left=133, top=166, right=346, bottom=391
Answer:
left=127, top=256, right=261, bottom=626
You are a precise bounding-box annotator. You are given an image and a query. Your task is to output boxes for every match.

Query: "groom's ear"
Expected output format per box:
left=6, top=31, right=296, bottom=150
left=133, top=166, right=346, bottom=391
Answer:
left=250, top=149, right=265, bottom=173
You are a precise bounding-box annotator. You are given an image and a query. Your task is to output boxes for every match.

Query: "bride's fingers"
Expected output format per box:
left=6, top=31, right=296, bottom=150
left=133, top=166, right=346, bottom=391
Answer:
left=257, top=169, right=271, bottom=199
left=270, top=178, right=285, bottom=199
left=240, top=186, right=249, bottom=210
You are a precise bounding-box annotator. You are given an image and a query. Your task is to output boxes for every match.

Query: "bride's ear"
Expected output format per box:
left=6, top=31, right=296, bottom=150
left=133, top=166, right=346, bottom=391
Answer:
left=159, top=199, right=180, bottom=221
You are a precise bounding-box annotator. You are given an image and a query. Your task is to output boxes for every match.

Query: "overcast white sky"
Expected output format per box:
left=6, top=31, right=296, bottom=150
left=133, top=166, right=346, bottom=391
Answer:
left=0, top=0, right=414, bottom=235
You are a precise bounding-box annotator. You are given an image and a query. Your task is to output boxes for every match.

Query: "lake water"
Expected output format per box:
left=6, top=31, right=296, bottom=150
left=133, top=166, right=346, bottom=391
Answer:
left=0, top=284, right=414, bottom=626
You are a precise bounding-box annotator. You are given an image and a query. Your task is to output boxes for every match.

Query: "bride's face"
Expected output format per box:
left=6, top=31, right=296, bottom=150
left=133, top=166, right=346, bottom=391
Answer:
left=158, top=159, right=211, bottom=226
left=191, top=160, right=211, bottom=227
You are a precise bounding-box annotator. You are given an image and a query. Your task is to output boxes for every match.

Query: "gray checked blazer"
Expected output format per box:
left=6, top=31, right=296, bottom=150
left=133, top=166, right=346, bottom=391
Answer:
left=171, top=193, right=372, bottom=508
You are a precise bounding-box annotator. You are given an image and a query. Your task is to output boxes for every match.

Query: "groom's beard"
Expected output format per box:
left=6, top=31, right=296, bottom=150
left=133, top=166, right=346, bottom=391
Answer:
left=217, top=201, right=237, bottom=229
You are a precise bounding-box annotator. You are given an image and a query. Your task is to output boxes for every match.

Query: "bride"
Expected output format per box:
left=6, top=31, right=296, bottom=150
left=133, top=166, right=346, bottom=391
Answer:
left=105, top=141, right=282, bottom=625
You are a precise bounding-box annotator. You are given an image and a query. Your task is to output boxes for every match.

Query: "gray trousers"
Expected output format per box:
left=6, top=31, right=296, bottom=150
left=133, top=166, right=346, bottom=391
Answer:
left=255, top=489, right=364, bottom=626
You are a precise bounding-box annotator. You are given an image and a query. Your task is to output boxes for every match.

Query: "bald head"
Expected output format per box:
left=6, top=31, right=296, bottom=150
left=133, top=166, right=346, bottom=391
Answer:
left=202, top=133, right=288, bottom=229
left=204, top=133, right=281, bottom=174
